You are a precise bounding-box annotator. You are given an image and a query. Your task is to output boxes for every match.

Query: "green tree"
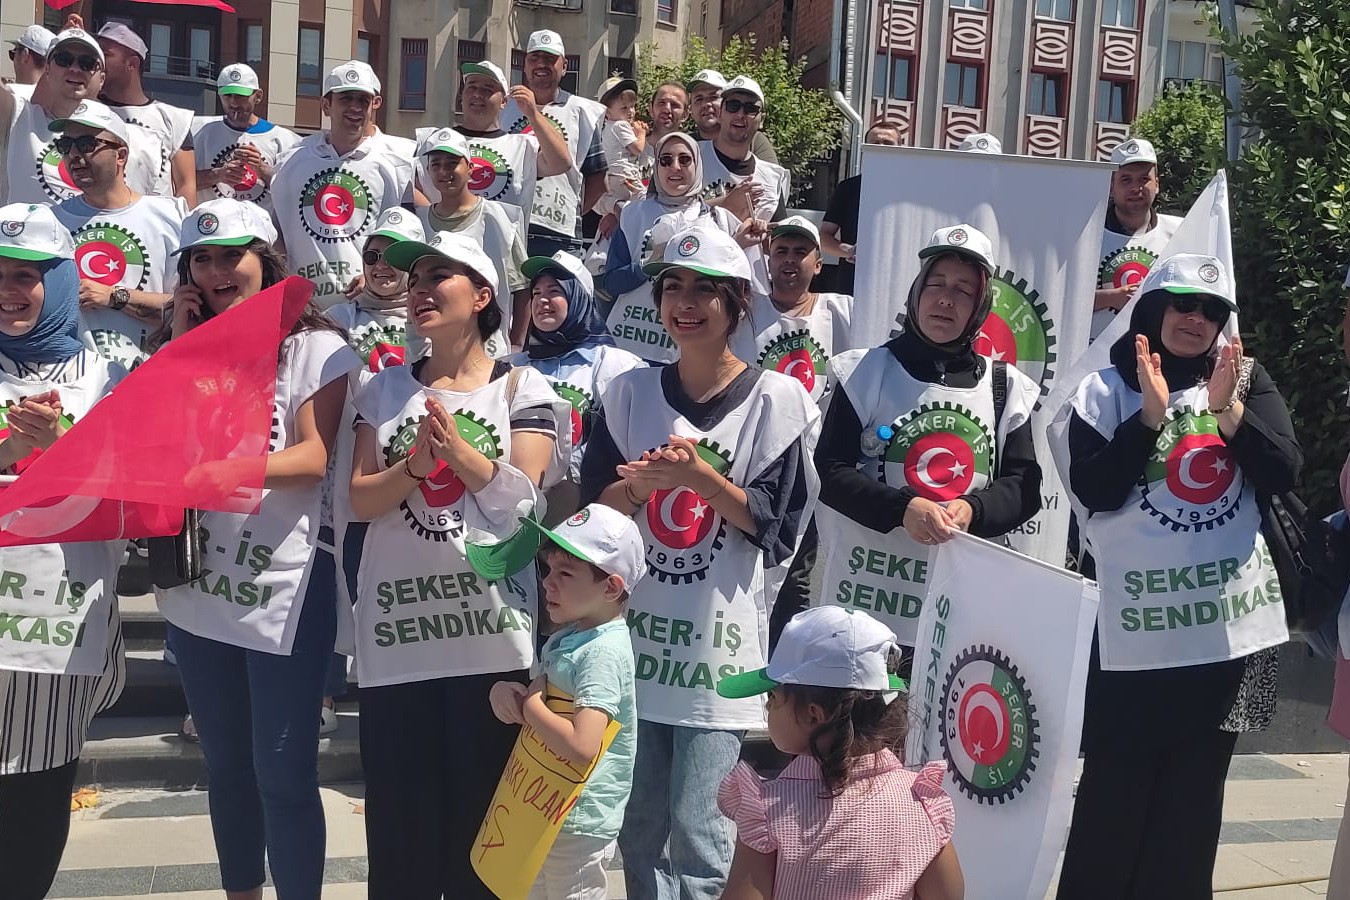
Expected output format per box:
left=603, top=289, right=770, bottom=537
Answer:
left=1222, top=3, right=1350, bottom=512
left=1131, top=81, right=1228, bottom=213
left=635, top=36, right=845, bottom=206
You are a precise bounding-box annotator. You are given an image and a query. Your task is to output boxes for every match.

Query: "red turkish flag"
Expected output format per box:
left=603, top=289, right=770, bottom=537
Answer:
left=0, top=277, right=313, bottom=547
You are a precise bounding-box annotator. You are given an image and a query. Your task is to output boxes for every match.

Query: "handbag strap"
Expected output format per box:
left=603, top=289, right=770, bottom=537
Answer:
left=1235, top=356, right=1256, bottom=403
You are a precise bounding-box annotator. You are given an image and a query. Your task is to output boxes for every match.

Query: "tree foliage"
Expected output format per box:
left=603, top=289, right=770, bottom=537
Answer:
left=1131, top=81, right=1228, bottom=214
left=636, top=36, right=845, bottom=205
left=1222, top=2, right=1350, bottom=513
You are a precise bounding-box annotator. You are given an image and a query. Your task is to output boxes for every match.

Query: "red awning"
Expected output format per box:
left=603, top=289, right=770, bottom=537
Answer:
left=46, top=0, right=235, bottom=10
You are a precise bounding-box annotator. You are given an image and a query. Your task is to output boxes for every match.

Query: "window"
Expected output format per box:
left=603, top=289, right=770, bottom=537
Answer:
left=607, top=56, right=635, bottom=79
left=562, top=54, right=581, bottom=95
left=944, top=62, right=982, bottom=108
left=1027, top=72, right=1064, bottom=117
left=1100, top=0, right=1136, bottom=28
left=148, top=22, right=171, bottom=75
left=401, top=39, right=428, bottom=110
left=873, top=53, right=913, bottom=101
left=949, top=0, right=988, bottom=9
left=657, top=0, right=677, bottom=24
left=611, top=0, right=638, bottom=13
left=1208, top=54, right=1225, bottom=84
left=1096, top=79, right=1131, bottom=123
left=298, top=26, right=323, bottom=97
left=1165, top=40, right=1208, bottom=80
left=240, top=22, right=264, bottom=67
left=510, top=49, right=526, bottom=90
left=1034, top=0, right=1072, bottom=20
left=189, top=26, right=212, bottom=79
left=356, top=32, right=374, bottom=65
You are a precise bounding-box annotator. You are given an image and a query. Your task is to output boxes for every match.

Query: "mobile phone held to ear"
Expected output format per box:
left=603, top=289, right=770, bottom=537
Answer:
left=184, top=269, right=216, bottom=322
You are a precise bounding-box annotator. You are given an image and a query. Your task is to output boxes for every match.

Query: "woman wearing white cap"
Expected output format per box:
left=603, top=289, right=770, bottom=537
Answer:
left=580, top=225, right=820, bottom=900
left=154, top=198, right=362, bottom=900
left=348, top=230, right=570, bottom=898
left=814, top=224, right=1043, bottom=647
left=1057, top=255, right=1299, bottom=900
left=602, top=130, right=763, bottom=365
left=0, top=202, right=129, bottom=899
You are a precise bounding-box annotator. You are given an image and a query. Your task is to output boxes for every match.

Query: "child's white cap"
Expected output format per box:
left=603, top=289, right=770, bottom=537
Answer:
left=523, top=504, right=646, bottom=591
left=717, top=607, right=908, bottom=699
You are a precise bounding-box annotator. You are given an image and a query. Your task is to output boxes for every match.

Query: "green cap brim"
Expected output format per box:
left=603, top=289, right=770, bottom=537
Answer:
left=521, top=257, right=572, bottom=282
left=1161, top=285, right=1238, bottom=310
left=0, top=246, right=57, bottom=261
left=517, top=516, right=605, bottom=568
left=642, top=261, right=738, bottom=279
left=465, top=514, right=545, bottom=582
left=367, top=229, right=412, bottom=244
left=716, top=669, right=909, bottom=699
left=460, top=63, right=505, bottom=86
left=171, top=235, right=255, bottom=256
left=421, top=145, right=467, bottom=159
left=917, top=243, right=994, bottom=275
left=383, top=240, right=443, bottom=272
left=218, top=85, right=256, bottom=96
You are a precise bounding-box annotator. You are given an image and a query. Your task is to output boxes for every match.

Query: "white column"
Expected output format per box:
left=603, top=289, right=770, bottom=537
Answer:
left=269, top=0, right=301, bottom=128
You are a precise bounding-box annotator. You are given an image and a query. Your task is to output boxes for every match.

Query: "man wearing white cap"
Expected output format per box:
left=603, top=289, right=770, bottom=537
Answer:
left=93, top=22, right=195, bottom=203
left=0, top=27, right=166, bottom=206
left=1093, top=137, right=1183, bottom=341
left=820, top=122, right=902, bottom=293
left=688, top=69, right=778, bottom=164
left=700, top=75, right=790, bottom=224
left=958, top=131, right=1003, bottom=154
left=270, top=60, right=416, bottom=305
left=191, top=63, right=301, bottom=213
left=447, top=59, right=569, bottom=231
left=49, top=100, right=189, bottom=367
left=7, top=24, right=54, bottom=97
left=499, top=30, right=607, bottom=258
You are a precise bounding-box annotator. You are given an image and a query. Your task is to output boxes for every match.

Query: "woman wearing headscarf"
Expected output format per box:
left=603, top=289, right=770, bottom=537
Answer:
left=813, top=224, right=1043, bottom=648
left=602, top=130, right=766, bottom=365
left=0, top=203, right=130, bottom=900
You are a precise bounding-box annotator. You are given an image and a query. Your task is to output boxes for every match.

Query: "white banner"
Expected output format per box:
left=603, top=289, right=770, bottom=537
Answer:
left=853, top=147, right=1111, bottom=564
left=906, top=533, right=1098, bottom=900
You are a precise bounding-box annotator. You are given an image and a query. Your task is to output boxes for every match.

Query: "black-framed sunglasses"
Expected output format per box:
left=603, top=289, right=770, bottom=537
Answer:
left=54, top=135, right=121, bottom=157
left=1171, top=294, right=1231, bottom=324
left=658, top=153, right=695, bottom=167
left=51, top=50, right=100, bottom=73
left=362, top=248, right=389, bottom=266
left=6, top=49, right=14, bottom=62
left=722, top=98, right=762, bottom=116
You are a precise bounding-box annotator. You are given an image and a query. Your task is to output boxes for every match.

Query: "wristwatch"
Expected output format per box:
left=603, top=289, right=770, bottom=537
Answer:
left=110, top=287, right=130, bottom=311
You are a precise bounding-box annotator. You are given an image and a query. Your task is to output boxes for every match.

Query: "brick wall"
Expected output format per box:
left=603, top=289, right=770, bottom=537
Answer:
left=721, top=0, right=786, bottom=50
left=722, top=0, right=836, bottom=89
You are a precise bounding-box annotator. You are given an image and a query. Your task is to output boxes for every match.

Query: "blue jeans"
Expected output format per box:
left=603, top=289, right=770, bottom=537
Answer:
left=169, top=550, right=337, bottom=899
left=619, top=722, right=744, bottom=900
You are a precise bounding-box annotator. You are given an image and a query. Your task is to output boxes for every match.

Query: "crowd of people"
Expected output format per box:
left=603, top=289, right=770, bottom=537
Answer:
left=0, top=14, right=1341, bottom=900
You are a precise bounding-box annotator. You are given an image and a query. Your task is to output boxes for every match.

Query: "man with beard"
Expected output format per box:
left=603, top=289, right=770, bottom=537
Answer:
left=698, top=75, right=789, bottom=224
left=191, top=64, right=301, bottom=213
left=688, top=69, right=778, bottom=164
left=1092, top=138, right=1182, bottom=341
left=499, top=30, right=607, bottom=257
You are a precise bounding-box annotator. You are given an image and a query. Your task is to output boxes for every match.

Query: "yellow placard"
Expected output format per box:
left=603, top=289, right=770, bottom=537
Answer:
left=471, top=684, right=621, bottom=900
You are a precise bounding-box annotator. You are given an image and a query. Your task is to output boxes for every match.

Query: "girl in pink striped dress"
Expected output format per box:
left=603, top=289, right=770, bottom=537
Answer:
left=715, top=607, right=964, bottom=900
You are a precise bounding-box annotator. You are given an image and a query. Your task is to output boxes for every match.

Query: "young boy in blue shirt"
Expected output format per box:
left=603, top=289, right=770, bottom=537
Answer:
left=489, top=503, right=642, bottom=899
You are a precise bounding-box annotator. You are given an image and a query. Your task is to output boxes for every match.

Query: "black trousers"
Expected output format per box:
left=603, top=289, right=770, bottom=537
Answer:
left=1057, top=729, right=1238, bottom=900
left=0, top=759, right=80, bottom=900
left=359, top=670, right=528, bottom=900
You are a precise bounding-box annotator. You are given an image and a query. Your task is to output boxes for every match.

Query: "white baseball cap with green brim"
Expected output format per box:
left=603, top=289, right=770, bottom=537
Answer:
left=688, top=69, right=728, bottom=91
left=173, top=198, right=277, bottom=255
left=384, top=230, right=500, bottom=299
left=521, top=251, right=594, bottom=296
left=217, top=63, right=261, bottom=96
left=918, top=223, right=996, bottom=276
left=526, top=30, right=565, bottom=57
left=324, top=60, right=380, bottom=95
left=460, top=60, right=508, bottom=93
left=1136, top=252, right=1237, bottom=311
left=417, top=126, right=470, bottom=159
left=717, top=606, right=908, bottom=700
left=642, top=226, right=753, bottom=281
left=0, top=203, right=75, bottom=261
left=771, top=215, right=821, bottom=249
left=366, top=207, right=425, bottom=245
left=49, top=99, right=130, bottom=145
left=468, top=503, right=646, bottom=586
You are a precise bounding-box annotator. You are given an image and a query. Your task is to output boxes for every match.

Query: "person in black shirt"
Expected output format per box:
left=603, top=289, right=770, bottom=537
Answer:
left=820, top=123, right=901, bottom=294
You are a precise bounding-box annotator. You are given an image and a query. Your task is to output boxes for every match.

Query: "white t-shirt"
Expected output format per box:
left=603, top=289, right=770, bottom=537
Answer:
left=499, top=90, right=605, bottom=239
left=191, top=116, right=303, bottom=210
left=602, top=118, right=641, bottom=180
left=106, top=98, right=195, bottom=197
left=1093, top=212, right=1184, bottom=341
left=157, top=330, right=362, bottom=654
left=54, top=194, right=189, bottom=367
left=270, top=132, right=416, bottom=306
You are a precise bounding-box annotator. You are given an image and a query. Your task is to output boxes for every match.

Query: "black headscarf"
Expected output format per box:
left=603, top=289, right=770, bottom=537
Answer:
left=889, top=252, right=993, bottom=385
left=1108, top=288, right=1228, bottom=392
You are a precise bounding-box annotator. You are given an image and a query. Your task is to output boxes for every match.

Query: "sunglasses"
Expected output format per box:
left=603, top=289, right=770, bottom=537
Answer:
left=659, top=154, right=695, bottom=167
left=51, top=50, right=100, bottom=73
left=54, top=135, right=120, bottom=157
left=6, top=49, right=14, bottom=62
left=1171, top=294, right=1230, bottom=324
left=722, top=98, right=762, bottom=115
left=364, top=248, right=400, bottom=266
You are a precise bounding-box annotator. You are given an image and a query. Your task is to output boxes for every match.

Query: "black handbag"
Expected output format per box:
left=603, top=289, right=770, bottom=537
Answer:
left=147, top=508, right=203, bottom=589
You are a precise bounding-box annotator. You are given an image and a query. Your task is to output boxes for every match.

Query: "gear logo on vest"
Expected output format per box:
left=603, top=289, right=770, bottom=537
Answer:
left=355, top=325, right=407, bottom=373
left=757, top=329, right=828, bottom=399
left=37, top=142, right=80, bottom=202
left=973, top=269, right=1056, bottom=401
left=882, top=402, right=993, bottom=502
left=299, top=169, right=373, bottom=243
left=466, top=144, right=514, bottom=201
left=1141, top=406, right=1241, bottom=532
left=1099, top=246, right=1157, bottom=290
left=0, top=404, right=75, bottom=474
left=73, top=223, right=149, bottom=290
left=940, top=644, right=1039, bottom=805
left=385, top=411, right=501, bottom=541
left=644, top=439, right=731, bottom=584
left=551, top=381, right=593, bottom=447
left=210, top=145, right=264, bottom=202
left=507, top=111, right=569, bottom=144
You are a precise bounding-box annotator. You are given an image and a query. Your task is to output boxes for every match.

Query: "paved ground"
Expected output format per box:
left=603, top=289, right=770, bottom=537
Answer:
left=52, top=749, right=1347, bottom=899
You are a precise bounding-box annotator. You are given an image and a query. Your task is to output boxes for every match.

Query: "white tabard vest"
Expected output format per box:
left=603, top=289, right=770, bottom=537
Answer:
left=604, top=366, right=819, bottom=729
left=0, top=354, right=124, bottom=675
left=1072, top=367, right=1288, bottom=669
left=415, top=201, right=519, bottom=358
left=191, top=117, right=303, bottom=211
left=55, top=195, right=188, bottom=368
left=327, top=302, right=428, bottom=376
left=5, top=98, right=166, bottom=205
left=1093, top=213, right=1183, bottom=341
left=462, top=131, right=539, bottom=230
left=815, top=348, right=1040, bottom=645
left=604, top=201, right=741, bottom=364
left=730, top=292, right=855, bottom=408
left=157, top=332, right=361, bottom=654
left=500, top=92, right=604, bottom=239
left=352, top=365, right=571, bottom=686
